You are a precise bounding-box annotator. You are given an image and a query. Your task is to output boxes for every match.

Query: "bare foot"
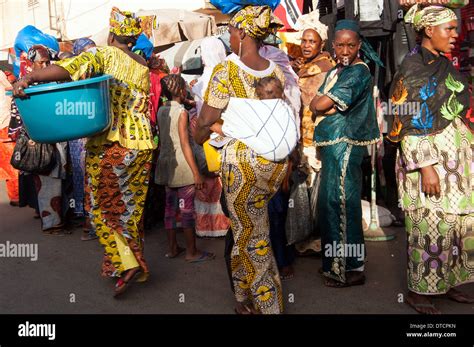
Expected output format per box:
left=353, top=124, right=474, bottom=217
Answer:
left=165, top=246, right=185, bottom=258
left=405, top=291, right=441, bottom=314
left=445, top=288, right=474, bottom=303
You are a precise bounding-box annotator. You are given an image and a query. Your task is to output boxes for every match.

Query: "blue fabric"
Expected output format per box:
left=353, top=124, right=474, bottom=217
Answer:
left=268, top=190, right=294, bottom=269
left=315, top=63, right=380, bottom=145
left=13, top=25, right=59, bottom=77
left=68, top=139, right=86, bottom=216
left=335, top=19, right=360, bottom=33
left=132, top=34, right=154, bottom=60
left=210, top=0, right=281, bottom=14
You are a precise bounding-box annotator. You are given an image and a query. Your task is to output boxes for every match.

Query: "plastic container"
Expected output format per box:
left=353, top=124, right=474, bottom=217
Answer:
left=7, top=74, right=112, bottom=143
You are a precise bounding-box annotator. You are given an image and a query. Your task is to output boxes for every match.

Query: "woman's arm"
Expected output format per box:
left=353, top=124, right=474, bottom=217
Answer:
left=12, top=65, right=71, bottom=98
left=178, top=110, right=204, bottom=190
left=194, top=103, right=223, bottom=144
left=310, top=94, right=336, bottom=114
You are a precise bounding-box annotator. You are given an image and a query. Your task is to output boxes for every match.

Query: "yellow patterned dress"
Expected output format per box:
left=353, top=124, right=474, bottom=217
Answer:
left=204, top=54, right=288, bottom=314
left=55, top=46, right=156, bottom=279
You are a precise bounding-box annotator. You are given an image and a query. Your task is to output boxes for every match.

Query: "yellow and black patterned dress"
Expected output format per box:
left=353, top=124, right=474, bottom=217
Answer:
left=204, top=54, right=288, bottom=314
left=55, top=46, right=156, bottom=280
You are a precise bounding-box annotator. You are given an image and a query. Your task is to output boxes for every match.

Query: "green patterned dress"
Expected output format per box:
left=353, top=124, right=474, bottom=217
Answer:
left=389, top=47, right=474, bottom=295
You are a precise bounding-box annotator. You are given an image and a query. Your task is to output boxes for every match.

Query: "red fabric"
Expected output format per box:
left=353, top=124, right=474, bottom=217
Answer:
left=274, top=0, right=304, bottom=31
left=149, top=71, right=163, bottom=127
left=0, top=127, right=18, bottom=180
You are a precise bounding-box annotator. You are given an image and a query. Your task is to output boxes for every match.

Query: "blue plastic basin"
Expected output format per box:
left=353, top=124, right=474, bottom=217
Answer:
left=6, top=74, right=112, bottom=143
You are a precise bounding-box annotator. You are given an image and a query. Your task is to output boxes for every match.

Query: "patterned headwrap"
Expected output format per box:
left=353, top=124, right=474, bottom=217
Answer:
left=229, top=5, right=283, bottom=40
left=109, top=7, right=143, bottom=37
left=73, top=37, right=96, bottom=55
left=294, top=10, right=328, bottom=42
left=27, top=44, right=58, bottom=62
left=405, top=5, right=457, bottom=32
left=335, top=19, right=384, bottom=67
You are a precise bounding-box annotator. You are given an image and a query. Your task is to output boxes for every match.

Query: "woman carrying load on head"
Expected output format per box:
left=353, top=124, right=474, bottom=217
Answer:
left=13, top=7, right=157, bottom=297
left=388, top=5, right=474, bottom=314
left=194, top=5, right=288, bottom=314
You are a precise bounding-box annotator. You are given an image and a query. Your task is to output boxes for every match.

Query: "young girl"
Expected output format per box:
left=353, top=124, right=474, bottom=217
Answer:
left=155, top=74, right=215, bottom=262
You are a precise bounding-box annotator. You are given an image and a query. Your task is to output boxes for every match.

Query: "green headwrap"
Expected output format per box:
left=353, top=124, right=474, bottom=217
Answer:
left=335, top=19, right=384, bottom=67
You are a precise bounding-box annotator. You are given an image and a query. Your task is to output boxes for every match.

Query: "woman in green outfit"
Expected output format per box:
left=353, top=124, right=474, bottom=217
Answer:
left=310, top=19, right=382, bottom=288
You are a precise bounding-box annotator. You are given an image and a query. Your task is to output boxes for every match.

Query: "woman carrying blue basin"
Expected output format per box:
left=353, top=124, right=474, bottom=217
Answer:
left=13, top=7, right=156, bottom=297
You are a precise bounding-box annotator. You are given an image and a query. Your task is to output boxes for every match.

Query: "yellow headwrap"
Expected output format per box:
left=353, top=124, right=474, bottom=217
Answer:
left=405, top=5, right=457, bottom=32
left=229, top=5, right=283, bottom=40
left=109, top=7, right=143, bottom=37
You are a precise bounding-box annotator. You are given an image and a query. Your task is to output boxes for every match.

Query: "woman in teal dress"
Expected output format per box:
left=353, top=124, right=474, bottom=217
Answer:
left=310, top=19, right=382, bottom=287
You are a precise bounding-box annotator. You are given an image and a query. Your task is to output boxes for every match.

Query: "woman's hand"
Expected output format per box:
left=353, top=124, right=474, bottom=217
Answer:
left=324, top=106, right=337, bottom=115
left=12, top=76, right=32, bottom=98
left=420, top=165, right=440, bottom=197
left=194, top=173, right=205, bottom=190
left=210, top=122, right=224, bottom=136
left=290, top=57, right=305, bottom=72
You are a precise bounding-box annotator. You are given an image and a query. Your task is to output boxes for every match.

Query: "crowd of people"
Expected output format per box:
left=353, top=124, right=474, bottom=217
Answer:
left=0, top=3, right=473, bottom=314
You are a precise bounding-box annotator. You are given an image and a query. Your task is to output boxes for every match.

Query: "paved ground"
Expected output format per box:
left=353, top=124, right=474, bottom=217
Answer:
left=1, top=181, right=474, bottom=315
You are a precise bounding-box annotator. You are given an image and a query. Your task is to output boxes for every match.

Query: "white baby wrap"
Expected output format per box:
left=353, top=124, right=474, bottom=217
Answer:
left=221, top=97, right=299, bottom=162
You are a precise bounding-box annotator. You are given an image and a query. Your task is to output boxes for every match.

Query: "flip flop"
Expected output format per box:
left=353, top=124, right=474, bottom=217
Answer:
left=186, top=251, right=215, bottom=263
left=113, top=268, right=142, bottom=298
left=165, top=247, right=186, bottom=258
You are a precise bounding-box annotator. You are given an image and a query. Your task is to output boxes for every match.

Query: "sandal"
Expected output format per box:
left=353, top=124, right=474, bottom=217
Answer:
left=113, top=267, right=142, bottom=298
left=186, top=251, right=215, bottom=263
left=43, top=226, right=66, bottom=236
